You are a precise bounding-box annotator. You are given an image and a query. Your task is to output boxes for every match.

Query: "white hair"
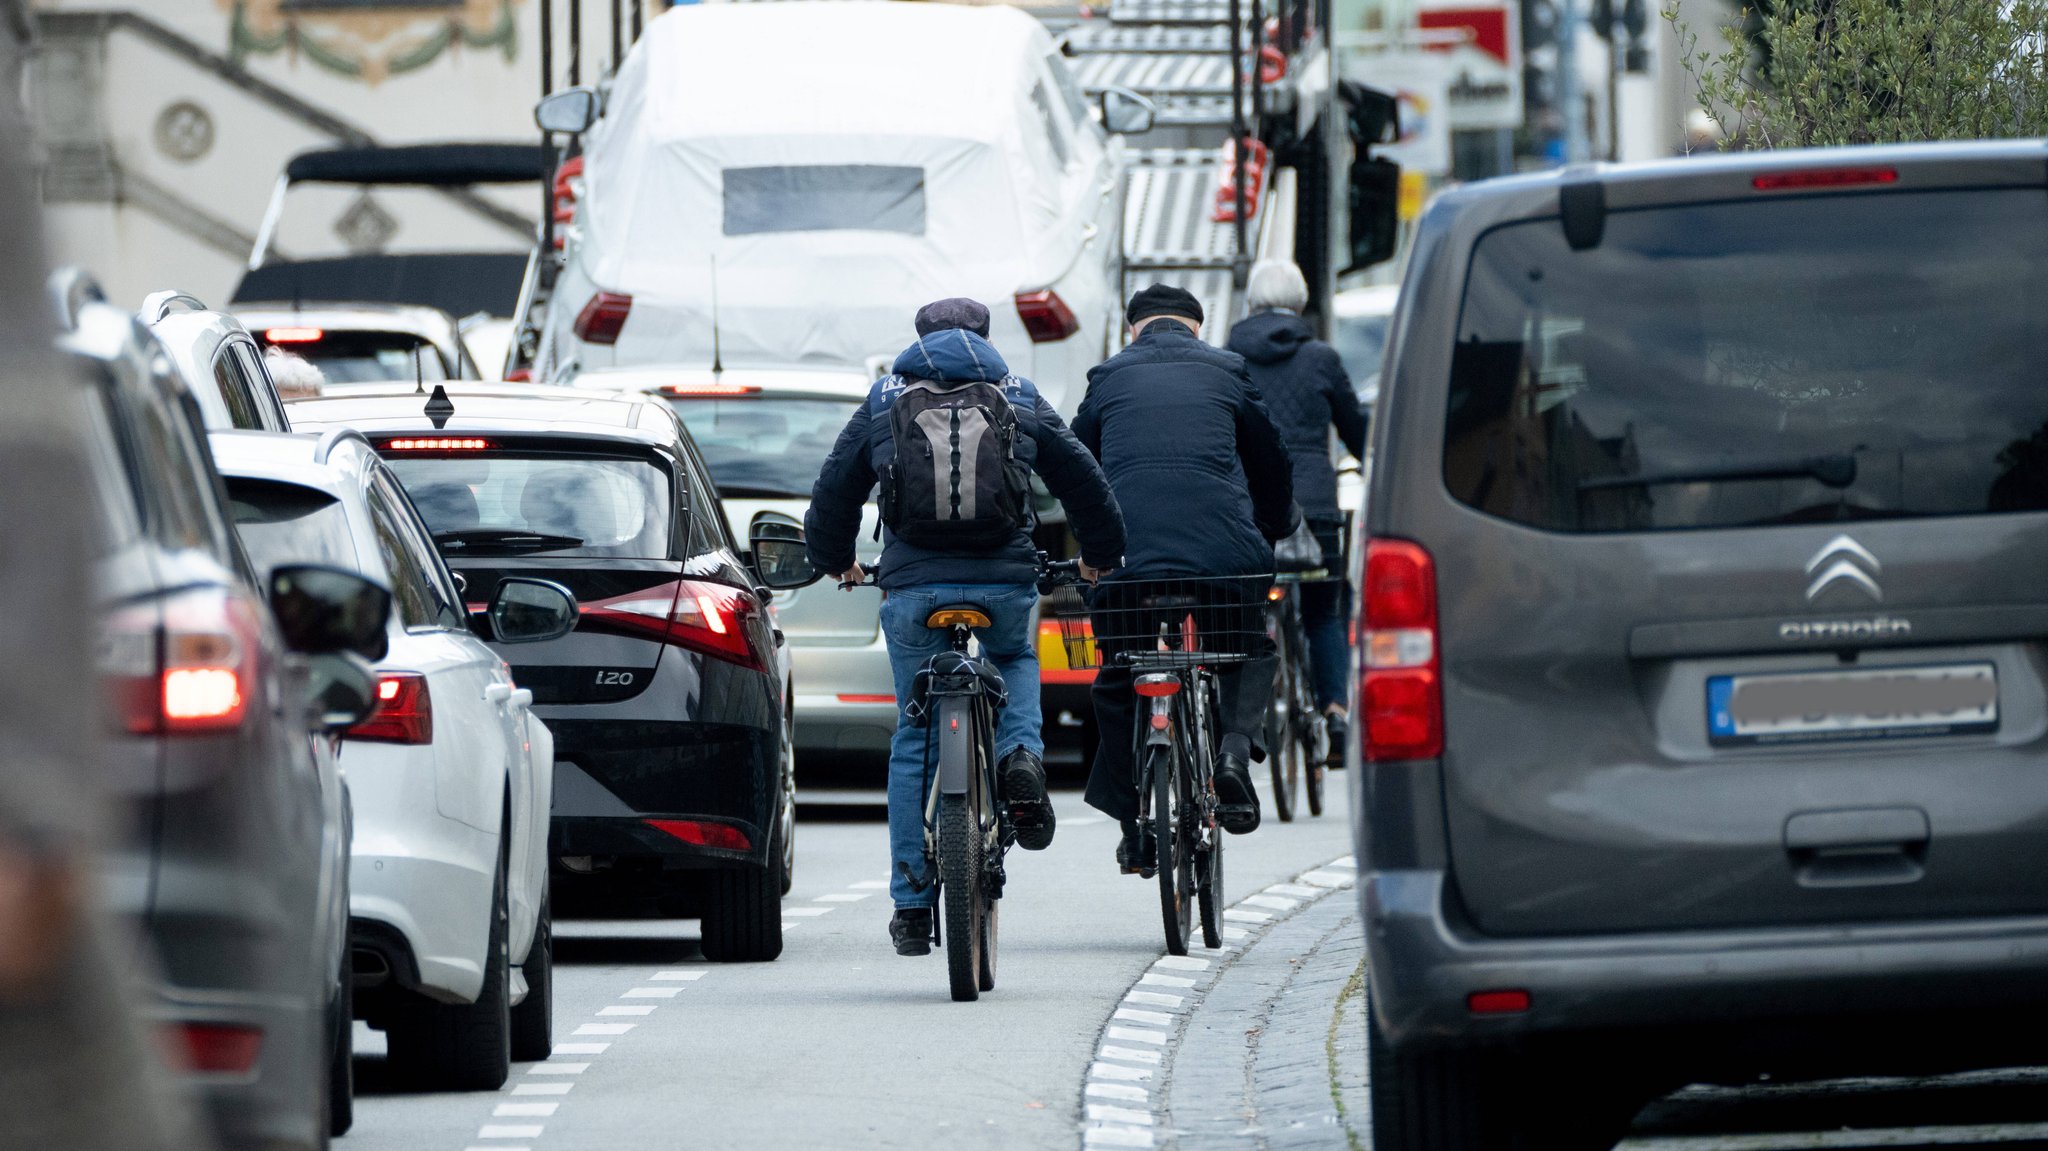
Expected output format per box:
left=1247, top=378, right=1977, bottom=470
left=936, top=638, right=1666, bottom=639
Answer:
left=1245, top=260, right=1309, bottom=314
left=264, top=346, right=326, bottom=401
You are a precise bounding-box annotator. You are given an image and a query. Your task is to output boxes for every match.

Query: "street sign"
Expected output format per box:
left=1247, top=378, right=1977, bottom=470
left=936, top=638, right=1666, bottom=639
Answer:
left=1416, top=1, right=1524, bottom=130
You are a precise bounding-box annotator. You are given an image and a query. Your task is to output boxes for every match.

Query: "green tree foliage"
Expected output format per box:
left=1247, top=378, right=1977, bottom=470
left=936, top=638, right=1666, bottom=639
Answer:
left=1671, top=0, right=2048, bottom=148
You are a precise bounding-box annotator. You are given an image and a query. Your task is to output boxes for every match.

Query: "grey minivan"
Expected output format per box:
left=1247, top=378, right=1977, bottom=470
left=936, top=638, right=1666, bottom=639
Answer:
left=1354, top=141, right=2048, bottom=1149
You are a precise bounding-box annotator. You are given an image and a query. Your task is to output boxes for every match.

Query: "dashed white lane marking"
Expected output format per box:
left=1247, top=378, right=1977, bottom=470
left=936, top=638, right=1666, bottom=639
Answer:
left=1087, top=1104, right=1154, bottom=1126
left=1222, top=907, right=1273, bottom=923
left=851, top=879, right=892, bottom=889
left=784, top=906, right=835, bottom=917
left=1122, top=990, right=1184, bottom=1009
left=622, top=987, right=681, bottom=998
left=1107, top=1026, right=1168, bottom=1045
left=1114, top=1007, right=1174, bottom=1027
left=1266, top=883, right=1322, bottom=898
left=573, top=1022, right=634, bottom=1035
left=597, top=1005, right=655, bottom=1016
left=551, top=1042, right=609, bottom=1054
left=1091, top=1061, right=1155, bottom=1082
left=1099, top=1045, right=1163, bottom=1065
left=527, top=1062, right=591, bottom=1076
left=814, top=892, right=870, bottom=902
left=492, top=1103, right=559, bottom=1118
left=1138, top=972, right=1196, bottom=989
left=1297, top=869, right=1351, bottom=887
left=1085, top=1082, right=1149, bottom=1102
left=513, top=1082, right=573, bottom=1096
left=477, top=1124, right=543, bottom=1139
left=1084, top=1126, right=1154, bottom=1148
left=649, top=970, right=705, bottom=981
left=1221, top=926, right=1250, bottom=940
left=1331, top=855, right=1357, bottom=868
left=1242, top=894, right=1301, bottom=911
left=1153, top=955, right=1211, bottom=971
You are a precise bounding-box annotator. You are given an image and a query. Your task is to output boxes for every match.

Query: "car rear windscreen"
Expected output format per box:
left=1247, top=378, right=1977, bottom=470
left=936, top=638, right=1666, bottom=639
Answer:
left=225, top=477, right=359, bottom=574
left=384, top=453, right=672, bottom=558
left=723, top=165, right=926, bottom=236
left=666, top=396, right=856, bottom=499
left=1445, top=188, right=2048, bottom=532
left=260, top=330, right=451, bottom=384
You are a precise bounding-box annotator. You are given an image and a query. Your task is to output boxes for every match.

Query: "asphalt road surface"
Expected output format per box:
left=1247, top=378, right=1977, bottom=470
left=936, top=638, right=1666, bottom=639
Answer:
left=339, top=776, right=2048, bottom=1151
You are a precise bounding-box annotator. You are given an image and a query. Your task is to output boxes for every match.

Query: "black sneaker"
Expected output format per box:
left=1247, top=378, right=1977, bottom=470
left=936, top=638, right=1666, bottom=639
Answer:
left=889, top=907, right=933, bottom=956
left=1324, top=711, right=1349, bottom=769
left=1116, top=820, right=1156, bottom=877
left=1000, top=748, right=1056, bottom=851
left=1213, top=752, right=1262, bottom=834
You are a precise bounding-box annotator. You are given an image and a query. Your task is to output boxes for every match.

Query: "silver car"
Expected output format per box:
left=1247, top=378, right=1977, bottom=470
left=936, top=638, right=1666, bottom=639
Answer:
left=240, top=302, right=484, bottom=385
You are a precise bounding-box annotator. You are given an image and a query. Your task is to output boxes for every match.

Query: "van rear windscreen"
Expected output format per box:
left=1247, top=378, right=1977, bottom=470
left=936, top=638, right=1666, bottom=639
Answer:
left=1444, top=188, right=2048, bottom=532
left=722, top=165, right=926, bottom=236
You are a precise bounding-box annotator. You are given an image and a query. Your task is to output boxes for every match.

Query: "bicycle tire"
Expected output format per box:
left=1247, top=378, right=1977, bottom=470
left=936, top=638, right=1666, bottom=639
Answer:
left=977, top=887, right=999, bottom=992
left=939, top=793, right=982, bottom=1002
left=1305, top=748, right=1326, bottom=817
left=1267, top=611, right=1298, bottom=823
left=1150, top=742, right=1192, bottom=956
left=1196, top=811, right=1224, bottom=948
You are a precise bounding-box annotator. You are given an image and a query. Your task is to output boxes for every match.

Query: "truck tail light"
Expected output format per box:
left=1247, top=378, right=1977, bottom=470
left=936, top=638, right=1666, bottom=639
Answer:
left=1362, top=538, right=1442, bottom=761
left=1015, top=290, right=1080, bottom=343
left=580, top=580, right=764, bottom=671
left=350, top=672, right=433, bottom=745
left=574, top=292, right=633, bottom=345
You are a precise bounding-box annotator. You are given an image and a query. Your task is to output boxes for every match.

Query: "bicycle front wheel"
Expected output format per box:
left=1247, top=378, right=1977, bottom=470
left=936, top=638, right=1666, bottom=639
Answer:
left=938, top=793, right=983, bottom=1002
left=1267, top=620, right=1299, bottom=823
left=1150, top=743, right=1193, bottom=956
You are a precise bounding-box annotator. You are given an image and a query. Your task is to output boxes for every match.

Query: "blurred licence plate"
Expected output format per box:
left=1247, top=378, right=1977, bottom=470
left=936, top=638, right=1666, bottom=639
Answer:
left=1707, top=662, right=1998, bottom=745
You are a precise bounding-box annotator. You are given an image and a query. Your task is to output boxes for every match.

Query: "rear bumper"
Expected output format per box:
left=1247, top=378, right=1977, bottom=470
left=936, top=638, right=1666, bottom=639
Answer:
left=1368, top=869, right=2048, bottom=1068
left=545, top=716, right=780, bottom=871
left=153, top=983, right=323, bottom=1151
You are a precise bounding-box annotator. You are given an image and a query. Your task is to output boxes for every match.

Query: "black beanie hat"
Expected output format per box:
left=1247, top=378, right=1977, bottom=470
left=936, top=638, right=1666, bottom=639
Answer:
left=1126, top=283, right=1204, bottom=328
left=914, top=297, right=992, bottom=339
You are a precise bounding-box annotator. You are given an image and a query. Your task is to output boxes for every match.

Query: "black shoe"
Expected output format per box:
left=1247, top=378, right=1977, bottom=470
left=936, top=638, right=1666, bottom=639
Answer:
left=1116, top=820, right=1156, bottom=878
left=889, top=907, right=933, bottom=956
left=1213, top=752, right=1262, bottom=834
left=999, top=748, right=1056, bottom=851
left=1324, top=711, right=1349, bottom=769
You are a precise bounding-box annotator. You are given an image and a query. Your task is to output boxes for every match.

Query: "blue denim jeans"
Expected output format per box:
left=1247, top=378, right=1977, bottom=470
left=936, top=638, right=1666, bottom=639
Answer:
left=878, top=583, right=1042, bottom=909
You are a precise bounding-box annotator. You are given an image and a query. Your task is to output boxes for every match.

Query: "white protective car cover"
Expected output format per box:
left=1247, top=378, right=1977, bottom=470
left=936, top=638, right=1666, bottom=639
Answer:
left=571, top=1, right=1080, bottom=371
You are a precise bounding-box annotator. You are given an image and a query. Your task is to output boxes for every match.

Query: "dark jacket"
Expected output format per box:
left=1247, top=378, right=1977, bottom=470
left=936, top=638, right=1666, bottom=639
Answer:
left=806, top=329, right=1125, bottom=590
left=1073, top=321, right=1295, bottom=579
left=1226, top=309, right=1367, bottom=522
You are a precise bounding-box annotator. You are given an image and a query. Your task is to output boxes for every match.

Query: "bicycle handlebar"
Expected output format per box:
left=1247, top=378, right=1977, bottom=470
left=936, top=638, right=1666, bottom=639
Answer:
left=834, top=553, right=1090, bottom=593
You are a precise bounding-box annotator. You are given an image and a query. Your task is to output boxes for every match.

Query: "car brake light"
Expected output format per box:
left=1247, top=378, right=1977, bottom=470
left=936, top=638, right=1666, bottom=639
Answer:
left=350, top=672, right=432, bottom=744
left=169, top=1023, right=264, bottom=1074
left=124, top=588, right=262, bottom=736
left=1362, top=538, right=1442, bottom=761
left=263, top=327, right=323, bottom=343
left=660, top=383, right=763, bottom=397
left=1015, top=290, right=1080, bottom=343
left=645, top=818, right=751, bottom=851
left=574, top=292, right=634, bottom=345
left=1752, top=167, right=1897, bottom=191
left=382, top=438, right=492, bottom=451
left=579, top=580, right=765, bottom=671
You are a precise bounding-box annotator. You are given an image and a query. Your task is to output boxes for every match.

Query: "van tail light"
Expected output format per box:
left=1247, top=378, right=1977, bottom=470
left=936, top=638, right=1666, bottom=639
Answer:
left=350, top=672, right=433, bottom=745
left=104, top=588, right=263, bottom=737
left=167, top=1023, right=264, bottom=1074
left=1015, top=290, right=1080, bottom=343
left=580, top=580, right=765, bottom=671
left=1362, top=538, right=1442, bottom=761
left=574, top=292, right=633, bottom=345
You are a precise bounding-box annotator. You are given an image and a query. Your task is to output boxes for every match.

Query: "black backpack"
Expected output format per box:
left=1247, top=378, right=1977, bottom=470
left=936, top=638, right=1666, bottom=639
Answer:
left=878, top=377, right=1032, bottom=549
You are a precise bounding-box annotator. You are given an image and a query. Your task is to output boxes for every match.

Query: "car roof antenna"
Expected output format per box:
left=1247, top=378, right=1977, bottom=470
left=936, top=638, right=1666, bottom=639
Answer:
left=425, top=383, right=455, bottom=430
left=413, top=344, right=425, bottom=395
left=710, top=255, right=724, bottom=380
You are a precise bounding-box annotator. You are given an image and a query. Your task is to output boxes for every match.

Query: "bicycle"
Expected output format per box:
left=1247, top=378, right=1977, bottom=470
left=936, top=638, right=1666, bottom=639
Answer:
left=845, top=556, right=1080, bottom=1001
left=1054, top=574, right=1269, bottom=956
left=1265, top=571, right=1330, bottom=821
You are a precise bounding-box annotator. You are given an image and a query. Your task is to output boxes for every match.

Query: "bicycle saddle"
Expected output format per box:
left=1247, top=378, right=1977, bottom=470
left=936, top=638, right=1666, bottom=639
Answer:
left=925, top=604, right=992, bottom=630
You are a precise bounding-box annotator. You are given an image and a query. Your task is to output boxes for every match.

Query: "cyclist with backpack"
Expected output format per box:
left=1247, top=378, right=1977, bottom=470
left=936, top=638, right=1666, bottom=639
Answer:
left=806, top=298, right=1126, bottom=957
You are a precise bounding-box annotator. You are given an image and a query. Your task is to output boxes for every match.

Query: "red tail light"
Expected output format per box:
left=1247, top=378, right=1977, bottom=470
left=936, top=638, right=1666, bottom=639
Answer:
left=350, top=672, right=433, bottom=745
left=574, top=291, right=634, bottom=345
left=1134, top=674, right=1182, bottom=698
left=645, top=818, right=751, bottom=851
left=263, top=326, right=323, bottom=343
left=579, top=580, right=765, bottom=670
left=1753, top=167, right=1897, bottom=191
left=1015, top=290, right=1080, bottom=343
left=1467, top=989, right=1531, bottom=1015
left=105, top=588, right=263, bottom=737
left=1362, top=538, right=1442, bottom=761
left=169, top=1023, right=263, bottom=1074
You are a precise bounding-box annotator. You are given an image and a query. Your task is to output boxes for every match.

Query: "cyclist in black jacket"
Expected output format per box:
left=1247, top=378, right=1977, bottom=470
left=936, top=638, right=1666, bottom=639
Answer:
left=1074, top=284, right=1296, bottom=872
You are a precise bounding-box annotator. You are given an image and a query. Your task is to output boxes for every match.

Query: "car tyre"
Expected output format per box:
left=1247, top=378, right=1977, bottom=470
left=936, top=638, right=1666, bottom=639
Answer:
left=509, top=883, right=553, bottom=1061
left=1367, top=982, right=1511, bottom=1151
left=327, top=945, right=353, bottom=1136
left=386, top=853, right=512, bottom=1091
left=700, top=827, right=784, bottom=963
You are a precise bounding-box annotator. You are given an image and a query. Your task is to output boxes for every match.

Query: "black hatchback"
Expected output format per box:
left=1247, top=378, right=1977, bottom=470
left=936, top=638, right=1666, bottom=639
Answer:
left=287, top=384, right=815, bottom=962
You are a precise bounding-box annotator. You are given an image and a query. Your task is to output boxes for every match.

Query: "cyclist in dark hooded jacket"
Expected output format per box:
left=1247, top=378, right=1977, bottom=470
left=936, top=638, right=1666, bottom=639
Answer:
left=807, top=298, right=1124, bottom=956
left=1226, top=260, right=1368, bottom=762
left=1073, top=284, right=1295, bottom=873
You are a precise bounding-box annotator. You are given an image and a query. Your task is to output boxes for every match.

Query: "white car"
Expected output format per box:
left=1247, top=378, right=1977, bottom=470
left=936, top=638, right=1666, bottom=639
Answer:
left=142, top=289, right=293, bottom=432
left=572, top=366, right=893, bottom=762
left=209, top=428, right=577, bottom=1090
left=533, top=1, right=1152, bottom=414
left=1330, top=284, right=1398, bottom=516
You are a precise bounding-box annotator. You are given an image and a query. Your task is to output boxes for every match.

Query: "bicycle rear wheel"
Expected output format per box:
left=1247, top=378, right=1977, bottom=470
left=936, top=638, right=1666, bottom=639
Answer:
left=1196, top=814, right=1224, bottom=949
left=939, top=793, right=983, bottom=1002
left=1150, top=743, right=1193, bottom=956
left=1266, top=616, right=1299, bottom=823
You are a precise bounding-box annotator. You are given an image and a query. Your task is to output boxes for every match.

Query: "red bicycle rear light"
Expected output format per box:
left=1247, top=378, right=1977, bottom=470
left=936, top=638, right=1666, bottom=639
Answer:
left=383, top=438, right=491, bottom=451
left=1752, top=167, right=1897, bottom=191
left=350, top=672, right=432, bottom=745
left=1134, top=674, right=1182, bottom=698
left=1015, top=289, right=1080, bottom=343
left=645, top=819, right=751, bottom=852
left=168, top=1023, right=264, bottom=1074
left=574, top=291, right=634, bottom=346
left=579, top=580, right=765, bottom=670
left=1362, top=538, right=1442, bottom=761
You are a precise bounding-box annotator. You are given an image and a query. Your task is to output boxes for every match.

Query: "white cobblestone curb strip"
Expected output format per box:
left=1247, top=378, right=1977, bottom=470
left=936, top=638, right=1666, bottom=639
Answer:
left=1077, top=855, right=1359, bottom=1150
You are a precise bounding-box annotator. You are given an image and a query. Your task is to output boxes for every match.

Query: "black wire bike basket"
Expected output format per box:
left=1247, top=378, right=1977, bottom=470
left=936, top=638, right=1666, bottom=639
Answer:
left=1050, top=574, right=1274, bottom=671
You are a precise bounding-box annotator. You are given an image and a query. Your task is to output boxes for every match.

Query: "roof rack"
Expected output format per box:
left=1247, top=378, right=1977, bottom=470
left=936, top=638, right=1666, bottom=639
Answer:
left=47, top=267, right=108, bottom=333
left=139, top=290, right=210, bottom=324
left=312, top=427, right=374, bottom=466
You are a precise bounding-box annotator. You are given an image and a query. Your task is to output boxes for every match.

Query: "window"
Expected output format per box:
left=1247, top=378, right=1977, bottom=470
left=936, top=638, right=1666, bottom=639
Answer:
left=229, top=342, right=287, bottom=429
left=224, top=477, right=359, bottom=575
left=1045, top=53, right=1093, bottom=129
left=723, top=165, right=926, bottom=237
left=370, top=471, right=466, bottom=629
left=664, top=396, right=857, bottom=500
left=1030, top=81, right=1072, bottom=167
left=263, top=330, right=450, bottom=385
left=384, top=451, right=675, bottom=559
left=211, top=350, right=266, bottom=431
left=1444, top=189, right=2048, bottom=532
left=364, top=479, right=446, bottom=630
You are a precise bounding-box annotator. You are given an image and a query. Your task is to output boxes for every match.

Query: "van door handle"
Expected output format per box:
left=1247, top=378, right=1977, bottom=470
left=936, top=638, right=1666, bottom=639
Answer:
left=484, top=683, right=513, bottom=703
left=1784, top=807, right=1929, bottom=889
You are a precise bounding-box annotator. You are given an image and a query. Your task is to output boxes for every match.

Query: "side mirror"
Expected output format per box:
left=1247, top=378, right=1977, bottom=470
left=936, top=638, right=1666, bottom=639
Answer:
left=303, top=652, right=378, bottom=732
left=271, top=565, right=390, bottom=662
left=478, top=577, right=578, bottom=644
left=536, top=87, right=600, bottom=134
left=1098, top=87, right=1156, bottom=135
left=749, top=516, right=822, bottom=590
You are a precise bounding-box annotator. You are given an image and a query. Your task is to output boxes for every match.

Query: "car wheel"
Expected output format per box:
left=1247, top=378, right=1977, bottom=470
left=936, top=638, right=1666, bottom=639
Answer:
left=386, top=851, right=512, bottom=1091
left=1367, top=979, right=1510, bottom=1151
left=700, top=825, right=784, bottom=963
left=327, top=944, right=353, bottom=1137
left=509, top=882, right=554, bottom=1062
left=779, top=719, right=798, bottom=897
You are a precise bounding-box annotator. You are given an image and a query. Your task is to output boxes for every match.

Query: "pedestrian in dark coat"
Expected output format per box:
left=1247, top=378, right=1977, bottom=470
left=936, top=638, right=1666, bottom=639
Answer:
left=1073, top=284, right=1296, bottom=865
left=1227, top=260, right=1368, bottom=761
